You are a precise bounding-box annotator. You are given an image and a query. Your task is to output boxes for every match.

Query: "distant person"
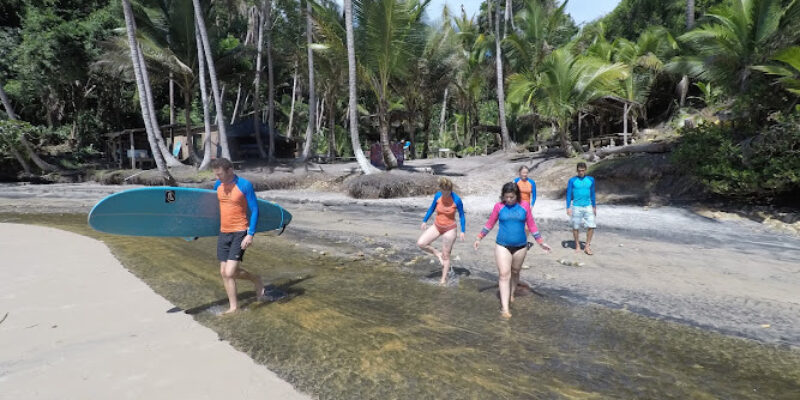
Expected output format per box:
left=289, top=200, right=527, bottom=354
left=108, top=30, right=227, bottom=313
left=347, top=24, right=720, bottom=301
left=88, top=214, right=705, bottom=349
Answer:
left=566, top=162, right=596, bottom=255
left=513, top=165, right=537, bottom=208
left=211, top=158, right=264, bottom=314
left=474, top=182, right=551, bottom=318
left=417, top=177, right=466, bottom=285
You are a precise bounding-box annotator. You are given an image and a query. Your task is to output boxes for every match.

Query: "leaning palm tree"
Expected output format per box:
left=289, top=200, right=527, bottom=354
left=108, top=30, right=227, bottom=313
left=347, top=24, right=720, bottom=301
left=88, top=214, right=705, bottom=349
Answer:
left=192, top=0, right=231, bottom=160
left=196, top=20, right=213, bottom=170
left=121, top=0, right=175, bottom=184
left=508, top=48, right=628, bottom=156
left=344, top=0, right=376, bottom=173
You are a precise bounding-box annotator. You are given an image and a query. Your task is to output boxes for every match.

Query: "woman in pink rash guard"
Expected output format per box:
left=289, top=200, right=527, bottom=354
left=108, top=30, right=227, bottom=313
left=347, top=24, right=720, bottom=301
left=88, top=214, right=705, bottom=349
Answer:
left=474, top=182, right=551, bottom=318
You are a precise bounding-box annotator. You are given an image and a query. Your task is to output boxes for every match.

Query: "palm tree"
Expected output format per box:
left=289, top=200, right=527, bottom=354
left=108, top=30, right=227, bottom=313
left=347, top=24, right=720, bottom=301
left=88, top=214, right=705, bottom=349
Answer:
left=670, top=0, right=800, bottom=94
left=754, top=46, right=800, bottom=96
left=192, top=0, right=231, bottom=160
left=196, top=19, right=213, bottom=170
left=354, top=0, right=429, bottom=169
left=265, top=0, right=276, bottom=162
left=121, top=0, right=175, bottom=184
left=300, top=0, right=317, bottom=161
left=493, top=0, right=512, bottom=150
left=508, top=48, right=628, bottom=155
left=252, top=2, right=268, bottom=159
left=344, top=0, right=376, bottom=174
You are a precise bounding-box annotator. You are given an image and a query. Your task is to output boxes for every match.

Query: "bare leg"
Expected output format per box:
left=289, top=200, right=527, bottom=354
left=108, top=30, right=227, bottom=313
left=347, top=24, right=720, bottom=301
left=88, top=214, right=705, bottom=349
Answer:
left=220, top=260, right=263, bottom=313
left=585, top=228, right=594, bottom=255
left=494, top=245, right=513, bottom=318
left=439, top=229, right=457, bottom=285
left=509, top=247, right=528, bottom=303
left=417, top=224, right=444, bottom=264
left=572, top=229, right=581, bottom=253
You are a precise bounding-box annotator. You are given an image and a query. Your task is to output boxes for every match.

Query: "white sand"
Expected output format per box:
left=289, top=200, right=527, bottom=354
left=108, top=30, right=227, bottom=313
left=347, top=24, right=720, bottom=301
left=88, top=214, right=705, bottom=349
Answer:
left=0, top=223, right=310, bottom=400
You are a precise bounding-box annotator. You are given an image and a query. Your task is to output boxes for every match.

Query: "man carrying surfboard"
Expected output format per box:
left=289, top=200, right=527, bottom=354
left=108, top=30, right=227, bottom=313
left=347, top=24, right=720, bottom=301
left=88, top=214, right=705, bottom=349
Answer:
left=212, top=158, right=265, bottom=314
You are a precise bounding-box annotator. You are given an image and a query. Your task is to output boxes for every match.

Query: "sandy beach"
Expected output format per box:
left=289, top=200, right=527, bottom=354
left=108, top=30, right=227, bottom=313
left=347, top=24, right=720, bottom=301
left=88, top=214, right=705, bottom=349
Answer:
left=0, top=223, right=310, bottom=400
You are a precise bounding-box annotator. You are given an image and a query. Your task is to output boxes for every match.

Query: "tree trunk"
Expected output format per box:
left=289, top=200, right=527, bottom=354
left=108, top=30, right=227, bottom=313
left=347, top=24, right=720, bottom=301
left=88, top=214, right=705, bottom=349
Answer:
left=252, top=4, right=267, bottom=159
left=344, top=0, right=375, bottom=174
left=438, top=87, right=448, bottom=142
left=377, top=98, right=398, bottom=169
left=300, top=0, right=316, bottom=161
left=196, top=20, right=213, bottom=170
left=327, top=95, right=336, bottom=159
left=136, top=44, right=183, bottom=167
left=183, top=86, right=200, bottom=165
left=559, top=121, right=573, bottom=157
left=686, top=0, right=695, bottom=30
left=121, top=0, right=175, bottom=185
left=169, top=73, right=175, bottom=125
left=287, top=62, right=298, bottom=139
left=265, top=0, right=276, bottom=162
left=193, top=0, right=231, bottom=160
left=231, top=83, right=242, bottom=124
left=494, top=0, right=512, bottom=151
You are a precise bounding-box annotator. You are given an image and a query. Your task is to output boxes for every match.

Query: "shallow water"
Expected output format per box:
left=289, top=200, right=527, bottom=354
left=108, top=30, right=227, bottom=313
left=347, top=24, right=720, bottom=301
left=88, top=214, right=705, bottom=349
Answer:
left=5, top=213, right=800, bottom=399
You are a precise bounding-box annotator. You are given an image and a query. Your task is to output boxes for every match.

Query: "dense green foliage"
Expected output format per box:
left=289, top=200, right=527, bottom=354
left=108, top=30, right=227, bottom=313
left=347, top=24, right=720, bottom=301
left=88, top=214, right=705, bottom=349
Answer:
left=0, top=0, right=798, bottom=202
left=673, top=116, right=800, bottom=200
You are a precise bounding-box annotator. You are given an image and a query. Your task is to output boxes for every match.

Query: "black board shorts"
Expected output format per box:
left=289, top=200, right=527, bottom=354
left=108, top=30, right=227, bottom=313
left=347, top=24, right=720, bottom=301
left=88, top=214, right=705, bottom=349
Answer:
left=218, top=230, right=248, bottom=262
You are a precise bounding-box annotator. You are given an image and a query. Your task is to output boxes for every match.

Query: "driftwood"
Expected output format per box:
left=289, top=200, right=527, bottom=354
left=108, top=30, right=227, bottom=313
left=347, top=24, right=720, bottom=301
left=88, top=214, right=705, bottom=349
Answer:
left=594, top=142, right=672, bottom=159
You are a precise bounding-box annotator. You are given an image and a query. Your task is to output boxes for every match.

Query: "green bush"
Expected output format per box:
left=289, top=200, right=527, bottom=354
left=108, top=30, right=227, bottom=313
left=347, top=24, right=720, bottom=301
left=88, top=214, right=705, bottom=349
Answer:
left=673, top=118, right=800, bottom=200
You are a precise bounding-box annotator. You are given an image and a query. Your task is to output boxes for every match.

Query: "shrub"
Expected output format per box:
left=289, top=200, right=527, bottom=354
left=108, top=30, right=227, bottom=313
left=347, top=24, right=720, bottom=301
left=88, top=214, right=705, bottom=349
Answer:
left=673, top=117, right=800, bottom=200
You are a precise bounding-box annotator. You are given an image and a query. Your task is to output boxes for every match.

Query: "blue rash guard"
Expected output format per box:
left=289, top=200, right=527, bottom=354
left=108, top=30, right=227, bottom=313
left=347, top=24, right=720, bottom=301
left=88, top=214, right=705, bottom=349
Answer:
left=214, top=175, right=259, bottom=235
left=566, top=176, right=596, bottom=209
left=422, top=191, right=466, bottom=233
left=479, top=202, right=542, bottom=247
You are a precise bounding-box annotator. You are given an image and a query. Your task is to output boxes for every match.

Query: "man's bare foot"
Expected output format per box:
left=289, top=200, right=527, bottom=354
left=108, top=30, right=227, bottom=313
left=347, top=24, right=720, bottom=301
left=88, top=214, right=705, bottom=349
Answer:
left=222, top=308, right=238, bottom=315
left=501, top=310, right=512, bottom=319
left=574, top=245, right=582, bottom=253
left=510, top=295, right=515, bottom=303
left=255, top=278, right=266, bottom=300
left=584, top=245, right=593, bottom=256
left=438, top=280, right=447, bottom=286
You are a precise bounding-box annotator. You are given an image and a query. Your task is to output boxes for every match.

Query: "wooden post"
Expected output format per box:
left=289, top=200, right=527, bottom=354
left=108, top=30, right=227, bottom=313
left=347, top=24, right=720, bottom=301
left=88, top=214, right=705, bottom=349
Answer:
left=129, top=130, right=136, bottom=169
left=623, top=103, right=629, bottom=146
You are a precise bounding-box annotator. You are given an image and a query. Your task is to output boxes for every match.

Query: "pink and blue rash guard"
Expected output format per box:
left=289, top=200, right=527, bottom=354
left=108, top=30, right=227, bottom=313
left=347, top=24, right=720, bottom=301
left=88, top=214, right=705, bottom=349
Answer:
left=478, top=202, right=543, bottom=246
left=566, top=176, right=596, bottom=209
left=422, top=191, right=466, bottom=233
left=214, top=175, right=259, bottom=235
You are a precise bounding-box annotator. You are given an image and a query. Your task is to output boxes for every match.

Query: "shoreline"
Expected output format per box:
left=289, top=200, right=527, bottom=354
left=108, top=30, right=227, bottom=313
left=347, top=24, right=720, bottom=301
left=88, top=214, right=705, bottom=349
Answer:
left=0, top=223, right=311, bottom=399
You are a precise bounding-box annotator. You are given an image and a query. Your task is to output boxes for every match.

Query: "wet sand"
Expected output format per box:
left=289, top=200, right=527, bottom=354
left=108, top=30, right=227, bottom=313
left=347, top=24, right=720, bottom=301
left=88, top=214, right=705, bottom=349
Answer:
left=0, top=223, right=310, bottom=400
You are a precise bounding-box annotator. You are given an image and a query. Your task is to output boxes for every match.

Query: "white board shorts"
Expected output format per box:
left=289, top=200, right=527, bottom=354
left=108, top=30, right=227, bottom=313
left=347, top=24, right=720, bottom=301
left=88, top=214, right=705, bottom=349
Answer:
left=570, top=206, right=597, bottom=229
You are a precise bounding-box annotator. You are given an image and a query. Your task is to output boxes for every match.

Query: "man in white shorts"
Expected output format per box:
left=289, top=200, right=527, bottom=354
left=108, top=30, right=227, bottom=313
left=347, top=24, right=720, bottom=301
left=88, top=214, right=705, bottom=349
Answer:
left=566, top=162, right=597, bottom=255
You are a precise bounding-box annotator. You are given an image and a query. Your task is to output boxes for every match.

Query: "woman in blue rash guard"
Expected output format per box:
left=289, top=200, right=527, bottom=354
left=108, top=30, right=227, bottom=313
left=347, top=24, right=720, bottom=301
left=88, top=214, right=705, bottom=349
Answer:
left=474, top=182, right=551, bottom=318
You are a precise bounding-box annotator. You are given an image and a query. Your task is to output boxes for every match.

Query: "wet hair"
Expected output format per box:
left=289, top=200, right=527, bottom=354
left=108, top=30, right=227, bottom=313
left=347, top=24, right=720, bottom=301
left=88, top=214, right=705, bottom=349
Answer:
left=438, top=177, right=453, bottom=191
left=500, top=181, right=520, bottom=202
left=518, top=165, right=530, bottom=173
left=576, top=162, right=587, bottom=170
left=210, top=158, right=233, bottom=170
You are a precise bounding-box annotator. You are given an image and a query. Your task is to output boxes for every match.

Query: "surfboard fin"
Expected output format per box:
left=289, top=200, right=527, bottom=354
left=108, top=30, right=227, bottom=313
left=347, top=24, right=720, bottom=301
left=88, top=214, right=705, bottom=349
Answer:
left=278, top=223, right=289, bottom=236
left=182, top=237, right=199, bottom=242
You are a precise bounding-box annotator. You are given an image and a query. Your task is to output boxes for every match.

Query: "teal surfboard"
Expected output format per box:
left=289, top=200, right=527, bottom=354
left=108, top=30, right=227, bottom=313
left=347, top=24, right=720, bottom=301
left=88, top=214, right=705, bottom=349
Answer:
left=88, top=187, right=291, bottom=237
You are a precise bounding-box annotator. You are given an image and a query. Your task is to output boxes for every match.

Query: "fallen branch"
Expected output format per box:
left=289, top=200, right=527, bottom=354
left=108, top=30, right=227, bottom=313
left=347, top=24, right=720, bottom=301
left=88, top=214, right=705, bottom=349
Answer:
left=594, top=142, right=672, bottom=159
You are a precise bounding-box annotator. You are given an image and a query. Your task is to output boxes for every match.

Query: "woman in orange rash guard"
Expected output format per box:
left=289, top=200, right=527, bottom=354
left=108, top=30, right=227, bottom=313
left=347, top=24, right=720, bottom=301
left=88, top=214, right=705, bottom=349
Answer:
left=417, top=177, right=466, bottom=285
